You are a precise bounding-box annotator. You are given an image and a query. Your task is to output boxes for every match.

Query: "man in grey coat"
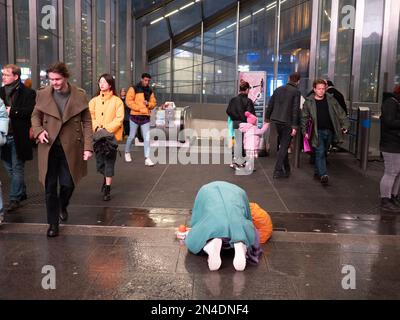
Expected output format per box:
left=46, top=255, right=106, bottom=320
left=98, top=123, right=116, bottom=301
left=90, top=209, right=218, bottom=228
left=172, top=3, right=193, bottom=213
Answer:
left=301, top=79, right=349, bottom=186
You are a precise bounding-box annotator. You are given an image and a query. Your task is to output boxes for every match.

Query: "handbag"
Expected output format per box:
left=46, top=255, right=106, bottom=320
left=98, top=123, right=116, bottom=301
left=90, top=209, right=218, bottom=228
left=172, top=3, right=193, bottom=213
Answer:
left=303, top=118, right=313, bottom=153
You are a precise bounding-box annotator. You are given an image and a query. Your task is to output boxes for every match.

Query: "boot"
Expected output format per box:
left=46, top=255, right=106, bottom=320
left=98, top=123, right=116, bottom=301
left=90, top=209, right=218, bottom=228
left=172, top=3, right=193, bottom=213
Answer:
left=391, top=195, right=400, bottom=207
left=59, top=207, right=68, bottom=222
left=101, top=177, right=106, bottom=193
left=47, top=224, right=59, bottom=237
left=380, top=198, right=400, bottom=213
left=103, top=185, right=111, bottom=201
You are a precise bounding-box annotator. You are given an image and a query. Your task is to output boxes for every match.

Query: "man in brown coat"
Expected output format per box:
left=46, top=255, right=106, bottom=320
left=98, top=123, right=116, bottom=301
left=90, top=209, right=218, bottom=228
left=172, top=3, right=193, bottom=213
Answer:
left=31, top=62, right=93, bottom=237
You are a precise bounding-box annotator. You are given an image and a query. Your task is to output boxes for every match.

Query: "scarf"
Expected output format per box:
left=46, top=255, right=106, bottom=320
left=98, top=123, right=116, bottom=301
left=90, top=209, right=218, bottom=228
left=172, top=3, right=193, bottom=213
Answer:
left=4, top=80, right=20, bottom=106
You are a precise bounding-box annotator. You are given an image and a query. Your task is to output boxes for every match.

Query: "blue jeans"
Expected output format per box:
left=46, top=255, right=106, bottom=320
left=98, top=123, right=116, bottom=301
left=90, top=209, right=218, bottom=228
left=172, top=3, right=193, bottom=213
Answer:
left=125, top=120, right=151, bottom=158
left=1, top=136, right=26, bottom=201
left=315, top=129, right=333, bottom=177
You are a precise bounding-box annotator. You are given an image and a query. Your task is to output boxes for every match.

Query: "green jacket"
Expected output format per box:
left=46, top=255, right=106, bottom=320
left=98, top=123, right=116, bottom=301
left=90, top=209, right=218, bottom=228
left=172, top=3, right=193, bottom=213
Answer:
left=301, top=93, right=350, bottom=148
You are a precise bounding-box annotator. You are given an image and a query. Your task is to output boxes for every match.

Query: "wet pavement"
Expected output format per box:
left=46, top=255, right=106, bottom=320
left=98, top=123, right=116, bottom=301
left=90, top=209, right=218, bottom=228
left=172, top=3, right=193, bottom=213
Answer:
left=0, top=146, right=399, bottom=299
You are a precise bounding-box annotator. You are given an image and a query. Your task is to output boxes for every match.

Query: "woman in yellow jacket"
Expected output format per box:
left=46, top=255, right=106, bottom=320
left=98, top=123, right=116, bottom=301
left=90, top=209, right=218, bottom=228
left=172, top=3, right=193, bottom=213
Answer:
left=89, top=74, right=124, bottom=201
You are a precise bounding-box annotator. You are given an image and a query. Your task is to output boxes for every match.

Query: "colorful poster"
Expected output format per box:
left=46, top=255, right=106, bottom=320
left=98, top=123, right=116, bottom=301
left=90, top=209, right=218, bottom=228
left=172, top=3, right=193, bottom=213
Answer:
left=238, top=71, right=267, bottom=128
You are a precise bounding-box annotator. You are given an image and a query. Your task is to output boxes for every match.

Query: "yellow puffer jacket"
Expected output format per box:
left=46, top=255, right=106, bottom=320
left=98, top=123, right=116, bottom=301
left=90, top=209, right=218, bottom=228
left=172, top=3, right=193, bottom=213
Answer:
left=126, top=84, right=157, bottom=116
left=250, top=202, right=273, bottom=243
left=88, top=91, right=124, bottom=141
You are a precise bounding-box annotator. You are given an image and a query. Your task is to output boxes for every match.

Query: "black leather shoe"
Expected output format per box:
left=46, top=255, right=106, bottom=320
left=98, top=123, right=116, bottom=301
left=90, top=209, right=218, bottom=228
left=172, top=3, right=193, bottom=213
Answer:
left=59, top=208, right=68, bottom=222
left=273, top=171, right=289, bottom=179
left=47, top=224, right=59, bottom=237
left=6, top=200, right=20, bottom=212
left=20, top=194, right=27, bottom=201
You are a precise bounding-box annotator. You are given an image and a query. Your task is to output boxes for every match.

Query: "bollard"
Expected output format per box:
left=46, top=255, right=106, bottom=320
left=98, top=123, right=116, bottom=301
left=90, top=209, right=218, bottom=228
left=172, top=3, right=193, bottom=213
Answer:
left=293, top=130, right=302, bottom=169
left=358, top=107, right=371, bottom=171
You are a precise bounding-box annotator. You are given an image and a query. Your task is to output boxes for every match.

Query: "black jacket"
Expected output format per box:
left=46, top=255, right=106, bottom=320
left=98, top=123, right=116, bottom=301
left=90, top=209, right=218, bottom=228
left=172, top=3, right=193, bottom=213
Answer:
left=226, top=94, right=255, bottom=127
left=0, top=82, right=36, bottom=161
left=380, top=92, right=400, bottom=153
left=327, top=87, right=347, bottom=115
left=266, top=82, right=301, bottom=128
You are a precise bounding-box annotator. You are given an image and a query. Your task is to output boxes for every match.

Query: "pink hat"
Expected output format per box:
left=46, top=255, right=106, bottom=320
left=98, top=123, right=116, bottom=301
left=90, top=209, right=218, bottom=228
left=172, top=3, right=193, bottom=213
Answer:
left=245, top=111, right=257, bottom=126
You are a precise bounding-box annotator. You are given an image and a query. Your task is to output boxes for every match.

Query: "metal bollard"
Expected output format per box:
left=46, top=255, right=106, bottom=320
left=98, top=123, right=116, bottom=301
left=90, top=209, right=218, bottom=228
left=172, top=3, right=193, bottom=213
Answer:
left=293, top=130, right=302, bottom=169
left=358, top=107, right=371, bottom=171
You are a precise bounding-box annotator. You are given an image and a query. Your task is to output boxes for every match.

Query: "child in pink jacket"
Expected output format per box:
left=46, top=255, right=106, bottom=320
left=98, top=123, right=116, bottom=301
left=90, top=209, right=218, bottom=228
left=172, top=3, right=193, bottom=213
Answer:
left=239, top=112, right=269, bottom=173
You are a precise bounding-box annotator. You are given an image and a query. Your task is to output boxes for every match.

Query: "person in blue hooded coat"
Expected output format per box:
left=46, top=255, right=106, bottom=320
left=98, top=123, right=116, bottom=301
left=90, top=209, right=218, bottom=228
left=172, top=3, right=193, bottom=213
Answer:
left=185, top=181, right=256, bottom=272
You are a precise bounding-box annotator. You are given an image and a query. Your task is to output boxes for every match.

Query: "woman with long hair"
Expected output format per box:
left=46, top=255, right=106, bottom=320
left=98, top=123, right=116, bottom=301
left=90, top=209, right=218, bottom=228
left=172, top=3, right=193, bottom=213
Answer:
left=89, top=74, right=124, bottom=201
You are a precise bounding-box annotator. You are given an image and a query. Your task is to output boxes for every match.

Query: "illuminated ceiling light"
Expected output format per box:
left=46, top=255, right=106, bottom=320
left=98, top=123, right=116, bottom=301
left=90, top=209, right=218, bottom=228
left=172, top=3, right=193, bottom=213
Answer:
left=165, top=9, right=179, bottom=17
left=227, top=22, right=237, bottom=28
left=252, top=8, right=264, bottom=15
left=240, top=15, right=251, bottom=22
left=150, top=16, right=164, bottom=25
left=180, top=2, right=195, bottom=10
left=195, top=0, right=200, bottom=2
left=324, top=10, right=331, bottom=22
left=216, top=28, right=226, bottom=34
left=266, top=3, right=276, bottom=11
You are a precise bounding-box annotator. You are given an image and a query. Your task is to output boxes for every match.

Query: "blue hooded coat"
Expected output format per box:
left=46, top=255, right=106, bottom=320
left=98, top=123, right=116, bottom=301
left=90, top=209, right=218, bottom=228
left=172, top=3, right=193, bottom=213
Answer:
left=185, top=181, right=256, bottom=254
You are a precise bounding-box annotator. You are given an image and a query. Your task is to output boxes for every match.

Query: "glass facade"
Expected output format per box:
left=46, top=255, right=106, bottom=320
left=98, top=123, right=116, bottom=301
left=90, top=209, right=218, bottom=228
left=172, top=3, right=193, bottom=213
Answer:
left=279, top=0, right=312, bottom=94
left=334, top=0, right=355, bottom=100
left=81, top=0, right=93, bottom=94
left=238, top=0, right=276, bottom=97
left=13, top=0, right=31, bottom=81
left=0, top=0, right=7, bottom=70
left=203, top=18, right=237, bottom=103
left=0, top=0, right=398, bottom=106
left=359, top=0, right=384, bottom=103
left=64, top=0, right=77, bottom=85
left=38, top=0, right=59, bottom=87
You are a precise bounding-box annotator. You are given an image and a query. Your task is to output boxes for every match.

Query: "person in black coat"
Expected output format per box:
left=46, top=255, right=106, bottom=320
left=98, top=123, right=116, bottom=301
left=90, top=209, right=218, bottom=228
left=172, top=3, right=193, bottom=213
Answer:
left=379, top=85, right=400, bottom=213
left=266, top=72, right=301, bottom=178
left=326, top=81, right=347, bottom=115
left=226, top=81, right=256, bottom=167
left=0, top=64, right=36, bottom=211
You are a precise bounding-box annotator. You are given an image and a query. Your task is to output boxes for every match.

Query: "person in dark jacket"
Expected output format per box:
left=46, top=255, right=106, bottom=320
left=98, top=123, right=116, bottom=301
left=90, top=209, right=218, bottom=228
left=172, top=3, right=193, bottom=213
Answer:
left=266, top=72, right=301, bottom=178
left=379, top=85, right=400, bottom=213
left=0, top=64, right=36, bottom=211
left=326, top=81, right=347, bottom=115
left=226, top=81, right=256, bottom=167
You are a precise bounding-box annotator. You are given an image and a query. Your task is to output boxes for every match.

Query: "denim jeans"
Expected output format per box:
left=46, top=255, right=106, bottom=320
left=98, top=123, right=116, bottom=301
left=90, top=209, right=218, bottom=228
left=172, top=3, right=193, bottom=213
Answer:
left=315, top=129, right=333, bottom=177
left=125, top=120, right=151, bottom=158
left=1, top=136, right=26, bottom=201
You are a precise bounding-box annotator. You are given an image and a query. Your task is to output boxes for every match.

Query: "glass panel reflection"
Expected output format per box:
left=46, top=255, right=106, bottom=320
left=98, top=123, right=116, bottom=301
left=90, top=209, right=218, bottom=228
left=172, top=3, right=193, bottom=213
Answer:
left=38, top=0, right=58, bottom=87
left=359, top=0, right=384, bottom=102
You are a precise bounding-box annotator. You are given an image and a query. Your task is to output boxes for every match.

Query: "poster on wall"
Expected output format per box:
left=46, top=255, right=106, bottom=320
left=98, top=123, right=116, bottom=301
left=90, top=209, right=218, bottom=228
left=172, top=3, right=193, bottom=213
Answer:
left=238, top=71, right=267, bottom=128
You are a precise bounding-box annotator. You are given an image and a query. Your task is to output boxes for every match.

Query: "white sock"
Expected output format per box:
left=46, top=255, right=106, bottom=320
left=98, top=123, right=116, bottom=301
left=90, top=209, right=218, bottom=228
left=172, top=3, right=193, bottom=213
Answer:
left=203, top=238, right=222, bottom=271
left=233, top=242, right=247, bottom=271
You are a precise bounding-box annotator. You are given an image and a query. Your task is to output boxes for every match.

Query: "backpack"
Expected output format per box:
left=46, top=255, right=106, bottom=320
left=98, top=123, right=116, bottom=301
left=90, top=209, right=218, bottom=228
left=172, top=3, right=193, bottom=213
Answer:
left=249, top=202, right=273, bottom=243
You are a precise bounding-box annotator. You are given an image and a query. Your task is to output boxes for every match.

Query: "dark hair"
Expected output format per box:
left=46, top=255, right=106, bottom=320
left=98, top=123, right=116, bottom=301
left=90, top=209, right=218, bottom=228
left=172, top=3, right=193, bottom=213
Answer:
left=46, top=62, right=70, bottom=78
left=142, top=73, right=152, bottom=79
left=313, top=79, right=327, bottom=89
left=3, top=64, right=21, bottom=78
left=96, top=74, right=117, bottom=97
left=289, top=72, right=301, bottom=83
left=239, top=81, right=250, bottom=92
left=393, top=85, right=400, bottom=95
left=326, top=80, right=334, bottom=87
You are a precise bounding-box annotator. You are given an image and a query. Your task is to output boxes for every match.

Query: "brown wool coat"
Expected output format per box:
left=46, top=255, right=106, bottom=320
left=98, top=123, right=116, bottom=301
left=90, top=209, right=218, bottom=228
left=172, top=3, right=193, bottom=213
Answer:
left=31, top=85, right=93, bottom=186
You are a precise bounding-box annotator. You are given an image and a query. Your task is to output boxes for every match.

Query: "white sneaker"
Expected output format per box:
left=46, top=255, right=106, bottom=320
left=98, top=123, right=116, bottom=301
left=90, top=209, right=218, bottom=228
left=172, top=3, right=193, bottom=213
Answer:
left=233, top=242, right=247, bottom=271
left=145, top=158, right=155, bottom=167
left=125, top=153, right=132, bottom=162
left=203, top=238, right=222, bottom=271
